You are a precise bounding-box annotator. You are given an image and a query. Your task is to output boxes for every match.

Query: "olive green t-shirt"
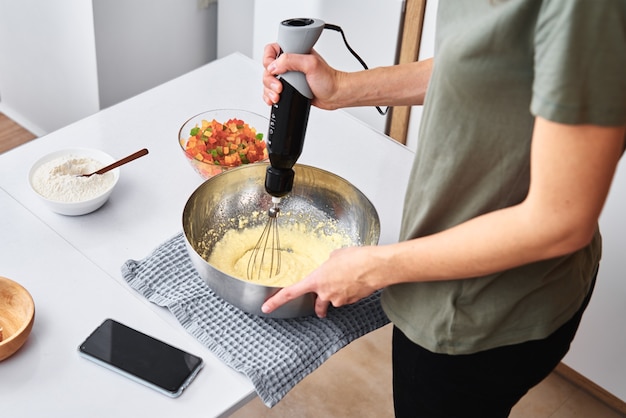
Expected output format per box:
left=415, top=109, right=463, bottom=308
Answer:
left=381, top=0, right=626, bottom=355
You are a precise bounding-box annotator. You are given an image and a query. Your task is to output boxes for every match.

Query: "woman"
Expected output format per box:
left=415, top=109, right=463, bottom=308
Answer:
left=261, top=1, right=626, bottom=416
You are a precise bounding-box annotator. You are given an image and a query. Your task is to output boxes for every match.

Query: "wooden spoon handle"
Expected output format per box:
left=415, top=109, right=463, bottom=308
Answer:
left=84, top=148, right=149, bottom=177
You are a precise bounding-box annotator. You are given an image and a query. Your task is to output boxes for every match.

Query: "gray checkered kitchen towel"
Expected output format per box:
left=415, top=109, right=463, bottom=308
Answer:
left=121, top=232, right=389, bottom=407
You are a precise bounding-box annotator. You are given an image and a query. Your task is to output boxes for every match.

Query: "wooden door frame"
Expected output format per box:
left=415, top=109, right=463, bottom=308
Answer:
left=387, top=0, right=427, bottom=144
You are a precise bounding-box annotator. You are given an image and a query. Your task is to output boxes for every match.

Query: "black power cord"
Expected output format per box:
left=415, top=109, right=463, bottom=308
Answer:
left=323, top=23, right=390, bottom=116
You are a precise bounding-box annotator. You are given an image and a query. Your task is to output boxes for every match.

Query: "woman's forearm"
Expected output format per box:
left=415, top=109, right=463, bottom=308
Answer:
left=335, top=58, right=433, bottom=109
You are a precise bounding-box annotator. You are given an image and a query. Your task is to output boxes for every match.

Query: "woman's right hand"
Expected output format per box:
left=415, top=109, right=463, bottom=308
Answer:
left=262, top=43, right=345, bottom=110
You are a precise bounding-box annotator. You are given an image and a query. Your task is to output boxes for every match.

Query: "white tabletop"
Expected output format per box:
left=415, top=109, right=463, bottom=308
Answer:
left=0, top=189, right=251, bottom=417
left=0, top=53, right=414, bottom=417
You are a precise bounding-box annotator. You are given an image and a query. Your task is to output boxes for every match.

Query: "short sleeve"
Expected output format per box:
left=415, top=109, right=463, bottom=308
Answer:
left=531, top=0, right=626, bottom=126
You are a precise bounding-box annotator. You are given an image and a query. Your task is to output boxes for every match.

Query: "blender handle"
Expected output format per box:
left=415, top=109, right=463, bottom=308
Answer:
left=265, top=18, right=325, bottom=197
left=276, top=18, right=325, bottom=99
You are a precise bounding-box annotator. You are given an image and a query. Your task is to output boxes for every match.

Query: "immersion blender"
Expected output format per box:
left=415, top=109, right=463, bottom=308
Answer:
left=249, top=18, right=375, bottom=281
left=264, top=18, right=325, bottom=198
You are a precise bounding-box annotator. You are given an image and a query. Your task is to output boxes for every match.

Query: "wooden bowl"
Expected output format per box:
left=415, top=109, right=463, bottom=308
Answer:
left=0, top=276, right=35, bottom=361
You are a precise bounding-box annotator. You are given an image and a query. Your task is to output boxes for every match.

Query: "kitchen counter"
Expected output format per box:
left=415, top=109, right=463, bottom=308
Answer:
left=0, top=53, right=414, bottom=416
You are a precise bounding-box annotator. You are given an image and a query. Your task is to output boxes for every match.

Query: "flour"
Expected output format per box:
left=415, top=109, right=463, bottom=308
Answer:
left=31, top=155, right=115, bottom=202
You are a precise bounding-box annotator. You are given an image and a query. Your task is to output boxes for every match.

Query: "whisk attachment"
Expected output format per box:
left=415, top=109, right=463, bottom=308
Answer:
left=247, top=197, right=282, bottom=281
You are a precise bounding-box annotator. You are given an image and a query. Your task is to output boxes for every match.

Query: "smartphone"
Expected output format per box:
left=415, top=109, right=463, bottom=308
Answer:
left=78, top=319, right=204, bottom=398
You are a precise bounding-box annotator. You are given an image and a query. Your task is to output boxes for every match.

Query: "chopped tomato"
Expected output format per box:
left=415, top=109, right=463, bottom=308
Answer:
left=181, top=117, right=267, bottom=167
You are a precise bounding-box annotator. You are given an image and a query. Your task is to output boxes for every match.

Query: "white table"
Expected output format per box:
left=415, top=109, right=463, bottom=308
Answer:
left=0, top=53, right=414, bottom=417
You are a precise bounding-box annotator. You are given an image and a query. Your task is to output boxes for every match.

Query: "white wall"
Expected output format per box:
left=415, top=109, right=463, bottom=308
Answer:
left=0, top=0, right=100, bottom=135
left=564, top=160, right=626, bottom=401
left=93, top=0, right=217, bottom=109
left=0, top=0, right=218, bottom=135
left=217, top=0, right=255, bottom=59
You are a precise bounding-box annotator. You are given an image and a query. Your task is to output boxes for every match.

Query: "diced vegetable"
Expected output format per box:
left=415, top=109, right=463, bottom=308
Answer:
left=181, top=118, right=267, bottom=167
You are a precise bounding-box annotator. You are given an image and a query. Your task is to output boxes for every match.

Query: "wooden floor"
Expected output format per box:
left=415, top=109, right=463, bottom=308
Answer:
left=0, top=112, right=37, bottom=154
left=2, top=112, right=624, bottom=417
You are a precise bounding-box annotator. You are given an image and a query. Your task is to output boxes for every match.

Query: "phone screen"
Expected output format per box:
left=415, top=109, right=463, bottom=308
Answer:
left=78, top=319, right=204, bottom=397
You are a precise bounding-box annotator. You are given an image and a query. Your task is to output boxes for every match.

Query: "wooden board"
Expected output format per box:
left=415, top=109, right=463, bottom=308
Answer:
left=387, top=0, right=427, bottom=144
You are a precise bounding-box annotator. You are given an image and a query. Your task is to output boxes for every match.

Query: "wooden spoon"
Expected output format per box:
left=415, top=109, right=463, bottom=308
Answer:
left=81, top=148, right=149, bottom=177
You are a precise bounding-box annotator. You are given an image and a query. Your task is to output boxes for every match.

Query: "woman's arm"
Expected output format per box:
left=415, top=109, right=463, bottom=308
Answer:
left=262, top=43, right=433, bottom=110
left=377, top=119, right=625, bottom=281
left=262, top=118, right=626, bottom=317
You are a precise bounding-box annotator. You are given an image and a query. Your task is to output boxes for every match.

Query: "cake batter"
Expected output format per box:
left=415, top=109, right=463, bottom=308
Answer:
left=208, top=221, right=352, bottom=287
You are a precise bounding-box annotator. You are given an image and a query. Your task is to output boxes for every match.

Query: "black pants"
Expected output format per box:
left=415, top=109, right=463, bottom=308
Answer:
left=392, top=271, right=597, bottom=418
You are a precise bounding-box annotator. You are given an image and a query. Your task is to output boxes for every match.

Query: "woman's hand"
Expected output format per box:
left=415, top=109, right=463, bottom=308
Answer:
left=262, top=43, right=345, bottom=110
left=261, top=245, right=385, bottom=318
left=262, top=43, right=434, bottom=109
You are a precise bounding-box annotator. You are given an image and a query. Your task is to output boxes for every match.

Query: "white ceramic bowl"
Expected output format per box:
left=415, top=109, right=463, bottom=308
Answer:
left=28, top=148, right=120, bottom=216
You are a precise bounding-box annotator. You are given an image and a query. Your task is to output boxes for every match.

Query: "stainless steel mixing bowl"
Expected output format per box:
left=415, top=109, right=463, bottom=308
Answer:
left=182, top=163, right=380, bottom=318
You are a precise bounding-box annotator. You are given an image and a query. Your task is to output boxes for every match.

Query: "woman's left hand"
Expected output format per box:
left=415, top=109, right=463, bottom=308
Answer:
left=261, top=245, right=383, bottom=318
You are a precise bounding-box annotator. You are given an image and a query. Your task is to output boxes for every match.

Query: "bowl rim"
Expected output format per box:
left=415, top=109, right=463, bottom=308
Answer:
left=178, top=108, right=269, bottom=167
left=0, top=276, right=35, bottom=347
left=27, top=147, right=120, bottom=205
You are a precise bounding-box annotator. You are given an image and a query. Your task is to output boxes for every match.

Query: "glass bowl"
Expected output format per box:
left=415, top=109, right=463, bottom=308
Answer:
left=178, top=109, right=269, bottom=179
